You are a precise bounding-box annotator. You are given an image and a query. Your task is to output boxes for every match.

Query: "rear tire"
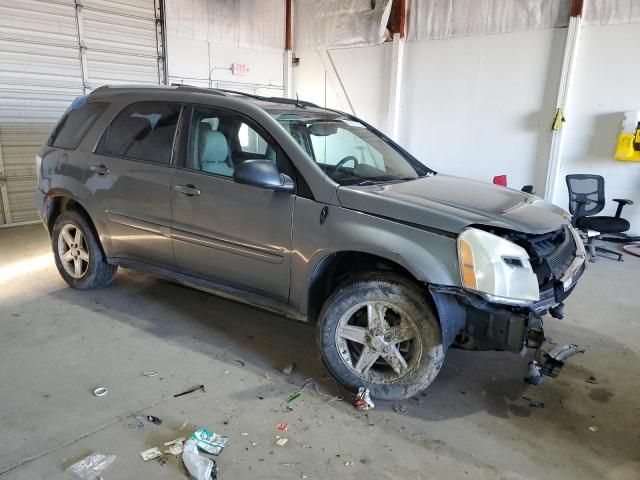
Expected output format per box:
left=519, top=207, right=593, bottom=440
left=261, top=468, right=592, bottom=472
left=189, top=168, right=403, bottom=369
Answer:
left=318, top=274, right=444, bottom=400
left=52, top=210, right=117, bottom=289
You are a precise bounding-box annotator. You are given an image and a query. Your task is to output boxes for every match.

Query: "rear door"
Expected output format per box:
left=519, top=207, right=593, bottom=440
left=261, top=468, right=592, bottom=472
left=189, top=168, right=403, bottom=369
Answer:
left=89, top=101, right=181, bottom=267
left=170, top=105, right=294, bottom=300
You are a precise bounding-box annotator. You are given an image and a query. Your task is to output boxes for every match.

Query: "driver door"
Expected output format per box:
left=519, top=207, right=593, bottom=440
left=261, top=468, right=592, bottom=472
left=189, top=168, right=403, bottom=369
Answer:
left=170, top=105, right=294, bottom=301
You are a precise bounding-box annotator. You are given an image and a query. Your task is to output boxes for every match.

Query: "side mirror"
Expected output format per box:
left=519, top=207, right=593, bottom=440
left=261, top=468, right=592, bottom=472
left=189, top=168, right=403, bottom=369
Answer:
left=233, top=159, right=294, bottom=193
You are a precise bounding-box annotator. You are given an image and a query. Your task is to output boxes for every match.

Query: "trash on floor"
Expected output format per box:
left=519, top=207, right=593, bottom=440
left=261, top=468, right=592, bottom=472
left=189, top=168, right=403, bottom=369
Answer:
left=275, top=437, right=289, bottom=447
left=140, top=447, right=162, bottom=461
left=191, top=427, right=229, bottom=455
left=165, top=437, right=186, bottom=446
left=146, top=415, right=162, bottom=425
left=540, top=343, right=584, bottom=378
left=286, top=392, right=301, bottom=403
left=585, top=375, right=599, bottom=384
left=92, top=387, right=108, bottom=397
left=174, top=384, right=205, bottom=398
left=277, top=422, right=288, bottom=432
left=588, top=426, right=599, bottom=432
left=353, top=387, right=375, bottom=411
left=183, top=439, right=217, bottom=480
left=298, top=381, right=343, bottom=403
left=66, top=452, right=116, bottom=480
left=529, top=401, right=545, bottom=408
left=524, top=361, right=544, bottom=385
left=127, top=415, right=147, bottom=430
left=282, top=363, right=295, bottom=375
left=141, top=371, right=158, bottom=377
left=164, top=437, right=185, bottom=456
left=392, top=404, right=407, bottom=414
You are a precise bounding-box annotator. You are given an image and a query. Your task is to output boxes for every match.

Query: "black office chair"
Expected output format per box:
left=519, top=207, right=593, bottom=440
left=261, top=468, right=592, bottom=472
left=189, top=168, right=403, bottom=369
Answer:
left=566, top=174, right=633, bottom=262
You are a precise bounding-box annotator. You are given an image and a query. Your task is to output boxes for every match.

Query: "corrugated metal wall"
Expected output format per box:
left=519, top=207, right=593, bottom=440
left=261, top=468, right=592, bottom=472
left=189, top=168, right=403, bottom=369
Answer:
left=0, top=0, right=164, bottom=226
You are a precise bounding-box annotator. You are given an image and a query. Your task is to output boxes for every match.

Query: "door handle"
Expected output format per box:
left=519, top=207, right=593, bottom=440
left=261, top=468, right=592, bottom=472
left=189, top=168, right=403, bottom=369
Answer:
left=90, top=164, right=110, bottom=175
left=174, top=184, right=201, bottom=197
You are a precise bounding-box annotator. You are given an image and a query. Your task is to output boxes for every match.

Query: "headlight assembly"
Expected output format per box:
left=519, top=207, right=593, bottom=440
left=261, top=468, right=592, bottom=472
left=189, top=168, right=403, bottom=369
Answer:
left=457, top=228, right=540, bottom=306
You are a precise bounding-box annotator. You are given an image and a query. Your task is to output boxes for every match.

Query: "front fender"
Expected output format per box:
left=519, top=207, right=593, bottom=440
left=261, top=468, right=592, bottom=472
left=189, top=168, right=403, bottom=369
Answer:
left=289, top=198, right=461, bottom=314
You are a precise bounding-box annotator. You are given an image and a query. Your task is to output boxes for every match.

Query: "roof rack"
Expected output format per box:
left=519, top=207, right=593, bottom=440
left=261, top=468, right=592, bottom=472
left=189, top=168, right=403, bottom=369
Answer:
left=90, top=83, right=321, bottom=108
left=214, top=88, right=320, bottom=108
left=173, top=84, right=320, bottom=108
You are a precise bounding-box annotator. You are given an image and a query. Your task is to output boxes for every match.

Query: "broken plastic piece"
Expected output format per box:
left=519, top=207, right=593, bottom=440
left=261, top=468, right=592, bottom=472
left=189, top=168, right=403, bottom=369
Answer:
left=277, top=422, right=288, bottom=432
left=585, top=375, right=599, bottom=385
left=142, top=371, right=158, bottom=377
left=164, top=437, right=185, bottom=456
left=275, top=437, right=289, bottom=447
left=183, top=439, right=217, bottom=480
left=66, top=453, right=116, bottom=480
left=140, top=447, right=162, bottom=461
left=126, top=414, right=146, bottom=429
left=541, top=344, right=584, bottom=378
left=524, top=361, right=544, bottom=385
left=165, top=437, right=186, bottom=446
left=353, top=387, right=375, bottom=411
left=529, top=401, right=545, bottom=408
left=92, top=387, right=108, bottom=397
left=146, top=415, right=162, bottom=425
left=191, top=427, right=229, bottom=455
left=588, top=425, right=599, bottom=432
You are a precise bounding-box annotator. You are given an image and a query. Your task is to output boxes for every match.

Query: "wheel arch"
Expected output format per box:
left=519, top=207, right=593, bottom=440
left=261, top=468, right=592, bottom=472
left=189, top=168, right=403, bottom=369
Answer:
left=306, top=250, right=430, bottom=324
left=45, top=191, right=107, bottom=257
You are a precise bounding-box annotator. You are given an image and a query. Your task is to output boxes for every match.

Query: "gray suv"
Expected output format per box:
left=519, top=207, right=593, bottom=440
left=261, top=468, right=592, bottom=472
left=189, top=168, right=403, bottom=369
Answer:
left=35, top=85, right=586, bottom=400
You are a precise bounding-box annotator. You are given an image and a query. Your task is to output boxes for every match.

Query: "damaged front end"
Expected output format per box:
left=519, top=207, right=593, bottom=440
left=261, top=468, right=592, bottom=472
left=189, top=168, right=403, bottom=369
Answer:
left=430, top=224, right=587, bottom=375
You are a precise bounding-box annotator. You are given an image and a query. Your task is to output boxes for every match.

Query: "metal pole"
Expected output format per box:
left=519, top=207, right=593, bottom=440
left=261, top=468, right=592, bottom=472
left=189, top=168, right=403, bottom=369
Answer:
left=544, top=0, right=586, bottom=202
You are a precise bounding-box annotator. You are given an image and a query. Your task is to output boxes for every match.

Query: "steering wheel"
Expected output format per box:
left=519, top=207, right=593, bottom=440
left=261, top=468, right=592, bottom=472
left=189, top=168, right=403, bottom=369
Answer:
left=334, top=155, right=359, bottom=176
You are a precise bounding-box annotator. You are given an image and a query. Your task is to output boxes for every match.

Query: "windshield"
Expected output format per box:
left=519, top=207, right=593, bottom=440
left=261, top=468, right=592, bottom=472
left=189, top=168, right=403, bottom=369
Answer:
left=268, top=110, right=430, bottom=185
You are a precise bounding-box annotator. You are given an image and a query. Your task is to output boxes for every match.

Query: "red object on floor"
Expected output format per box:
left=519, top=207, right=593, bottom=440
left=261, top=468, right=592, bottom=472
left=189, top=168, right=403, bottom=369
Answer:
left=493, top=175, right=507, bottom=187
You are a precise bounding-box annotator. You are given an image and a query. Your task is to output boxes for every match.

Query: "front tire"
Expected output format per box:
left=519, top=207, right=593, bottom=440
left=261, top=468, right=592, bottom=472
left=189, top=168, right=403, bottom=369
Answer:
left=52, top=210, right=117, bottom=289
left=318, top=274, right=444, bottom=400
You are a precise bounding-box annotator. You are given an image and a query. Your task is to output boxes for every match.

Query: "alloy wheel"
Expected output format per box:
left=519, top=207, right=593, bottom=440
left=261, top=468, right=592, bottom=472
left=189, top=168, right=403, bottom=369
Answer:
left=334, top=300, right=422, bottom=383
left=57, top=224, right=90, bottom=279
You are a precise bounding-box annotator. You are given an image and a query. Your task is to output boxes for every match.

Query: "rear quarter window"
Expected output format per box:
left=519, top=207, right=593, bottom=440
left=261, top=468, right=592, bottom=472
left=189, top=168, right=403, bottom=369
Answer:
left=95, top=102, right=182, bottom=165
left=48, top=100, right=108, bottom=150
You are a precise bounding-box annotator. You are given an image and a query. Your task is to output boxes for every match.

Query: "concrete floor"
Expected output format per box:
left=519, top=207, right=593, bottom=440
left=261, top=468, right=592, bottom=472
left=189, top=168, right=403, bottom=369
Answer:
left=0, top=225, right=639, bottom=480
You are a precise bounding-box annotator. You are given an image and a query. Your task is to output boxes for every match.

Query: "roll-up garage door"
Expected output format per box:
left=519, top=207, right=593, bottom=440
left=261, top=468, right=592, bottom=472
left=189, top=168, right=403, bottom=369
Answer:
left=0, top=0, right=165, bottom=226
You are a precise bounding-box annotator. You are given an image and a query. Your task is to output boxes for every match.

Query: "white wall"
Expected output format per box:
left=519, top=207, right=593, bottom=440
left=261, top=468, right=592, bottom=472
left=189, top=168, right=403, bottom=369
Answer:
left=294, top=29, right=565, bottom=192
left=399, top=28, right=565, bottom=191
left=292, top=45, right=392, bottom=131
left=167, top=35, right=285, bottom=94
left=165, top=0, right=285, bottom=95
left=554, top=22, right=640, bottom=234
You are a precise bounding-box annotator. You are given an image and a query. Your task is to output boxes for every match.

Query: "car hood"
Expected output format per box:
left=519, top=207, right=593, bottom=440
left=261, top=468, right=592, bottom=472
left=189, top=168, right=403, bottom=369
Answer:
left=336, top=174, right=571, bottom=235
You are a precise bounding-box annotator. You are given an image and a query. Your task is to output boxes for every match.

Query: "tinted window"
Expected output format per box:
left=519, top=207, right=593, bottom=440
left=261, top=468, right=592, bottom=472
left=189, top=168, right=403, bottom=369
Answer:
left=187, top=107, right=281, bottom=178
left=97, top=102, right=181, bottom=165
left=49, top=100, right=108, bottom=150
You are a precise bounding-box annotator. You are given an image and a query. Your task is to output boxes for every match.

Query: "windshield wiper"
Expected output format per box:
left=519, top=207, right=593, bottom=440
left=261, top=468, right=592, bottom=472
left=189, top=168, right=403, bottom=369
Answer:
left=357, top=180, right=384, bottom=186
left=357, top=177, right=417, bottom=186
